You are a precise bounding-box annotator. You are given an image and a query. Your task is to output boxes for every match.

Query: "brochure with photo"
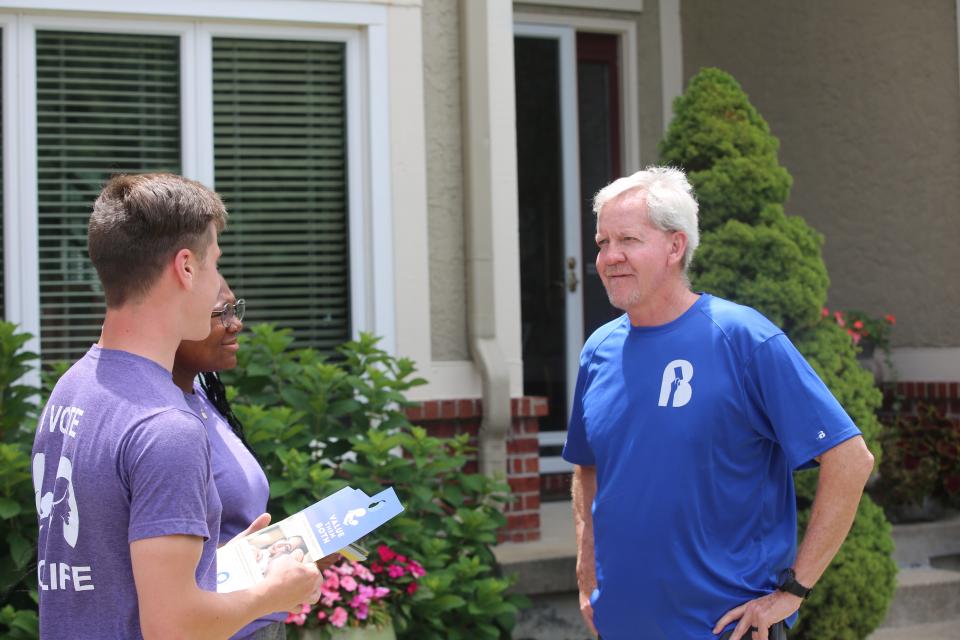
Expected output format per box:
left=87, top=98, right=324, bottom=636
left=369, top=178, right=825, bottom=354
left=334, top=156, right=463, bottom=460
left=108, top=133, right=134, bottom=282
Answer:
left=216, top=486, right=404, bottom=593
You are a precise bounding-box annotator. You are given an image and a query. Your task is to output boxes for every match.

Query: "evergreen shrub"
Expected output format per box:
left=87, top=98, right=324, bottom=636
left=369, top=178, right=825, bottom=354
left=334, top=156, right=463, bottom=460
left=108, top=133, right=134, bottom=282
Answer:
left=660, top=67, right=895, bottom=638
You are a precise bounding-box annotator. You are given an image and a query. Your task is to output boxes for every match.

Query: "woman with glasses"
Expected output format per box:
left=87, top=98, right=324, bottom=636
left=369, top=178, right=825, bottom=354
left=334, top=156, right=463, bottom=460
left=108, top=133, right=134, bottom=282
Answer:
left=172, top=276, right=289, bottom=640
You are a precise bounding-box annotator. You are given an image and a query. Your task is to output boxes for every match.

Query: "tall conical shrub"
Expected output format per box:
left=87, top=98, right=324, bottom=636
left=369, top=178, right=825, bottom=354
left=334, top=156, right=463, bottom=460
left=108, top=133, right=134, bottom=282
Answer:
left=660, top=68, right=895, bottom=639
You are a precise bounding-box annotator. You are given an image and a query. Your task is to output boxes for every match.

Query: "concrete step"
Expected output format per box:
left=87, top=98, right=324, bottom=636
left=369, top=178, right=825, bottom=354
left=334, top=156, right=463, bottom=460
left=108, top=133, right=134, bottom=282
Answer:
left=869, top=620, right=960, bottom=640
left=890, top=512, right=960, bottom=567
left=879, top=566, right=960, bottom=628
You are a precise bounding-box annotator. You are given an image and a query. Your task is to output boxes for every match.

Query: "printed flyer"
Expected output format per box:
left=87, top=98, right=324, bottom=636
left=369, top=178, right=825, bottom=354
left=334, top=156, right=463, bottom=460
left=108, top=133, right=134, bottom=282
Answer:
left=216, top=486, right=404, bottom=593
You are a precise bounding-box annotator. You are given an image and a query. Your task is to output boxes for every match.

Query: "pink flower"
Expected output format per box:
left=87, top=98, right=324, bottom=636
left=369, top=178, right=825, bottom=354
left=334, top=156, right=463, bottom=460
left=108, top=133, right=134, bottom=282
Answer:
left=330, top=607, right=348, bottom=628
left=354, top=564, right=375, bottom=582
left=377, top=545, right=397, bottom=563
left=395, top=554, right=408, bottom=564
left=833, top=310, right=845, bottom=327
left=821, top=307, right=829, bottom=318
left=323, top=572, right=340, bottom=591
left=408, top=561, right=426, bottom=578
left=340, top=575, right=358, bottom=592
left=370, top=561, right=384, bottom=574
left=407, top=582, right=419, bottom=596
left=321, top=589, right=342, bottom=607
left=852, top=320, right=864, bottom=330
left=285, top=603, right=310, bottom=626
left=374, top=586, right=390, bottom=599
left=356, top=602, right=370, bottom=620
left=387, top=563, right=407, bottom=578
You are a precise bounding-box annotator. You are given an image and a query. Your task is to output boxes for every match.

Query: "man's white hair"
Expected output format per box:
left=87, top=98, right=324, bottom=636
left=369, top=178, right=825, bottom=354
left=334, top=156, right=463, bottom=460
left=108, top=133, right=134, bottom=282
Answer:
left=593, top=166, right=700, bottom=271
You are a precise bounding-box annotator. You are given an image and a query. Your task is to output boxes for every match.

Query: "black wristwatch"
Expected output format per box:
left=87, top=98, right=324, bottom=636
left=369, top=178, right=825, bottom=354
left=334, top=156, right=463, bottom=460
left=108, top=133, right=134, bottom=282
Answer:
left=777, top=568, right=812, bottom=598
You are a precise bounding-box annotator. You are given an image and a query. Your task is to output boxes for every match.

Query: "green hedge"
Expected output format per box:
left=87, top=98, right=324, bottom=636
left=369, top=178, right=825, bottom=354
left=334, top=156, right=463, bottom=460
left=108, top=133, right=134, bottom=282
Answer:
left=660, top=67, right=895, bottom=638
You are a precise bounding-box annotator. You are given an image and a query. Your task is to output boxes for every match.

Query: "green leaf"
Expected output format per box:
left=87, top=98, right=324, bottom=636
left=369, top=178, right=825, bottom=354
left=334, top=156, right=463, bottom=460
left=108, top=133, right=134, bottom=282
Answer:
left=8, top=531, right=32, bottom=569
left=0, top=498, right=22, bottom=519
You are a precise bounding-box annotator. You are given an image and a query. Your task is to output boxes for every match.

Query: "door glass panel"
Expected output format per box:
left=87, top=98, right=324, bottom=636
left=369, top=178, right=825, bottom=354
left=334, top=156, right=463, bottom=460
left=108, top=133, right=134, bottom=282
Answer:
left=515, top=36, right=568, bottom=432
left=577, top=33, right=622, bottom=338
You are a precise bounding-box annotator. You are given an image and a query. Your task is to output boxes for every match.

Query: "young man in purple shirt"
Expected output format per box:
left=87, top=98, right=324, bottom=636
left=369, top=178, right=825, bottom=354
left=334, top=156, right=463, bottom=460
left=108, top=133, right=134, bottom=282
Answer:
left=32, top=174, right=323, bottom=639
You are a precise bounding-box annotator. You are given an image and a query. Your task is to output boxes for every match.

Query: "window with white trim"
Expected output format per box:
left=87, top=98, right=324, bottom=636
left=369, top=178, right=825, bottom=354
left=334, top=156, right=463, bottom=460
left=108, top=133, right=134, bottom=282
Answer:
left=2, top=14, right=368, bottom=366
left=213, top=37, right=350, bottom=351
left=37, top=31, right=181, bottom=361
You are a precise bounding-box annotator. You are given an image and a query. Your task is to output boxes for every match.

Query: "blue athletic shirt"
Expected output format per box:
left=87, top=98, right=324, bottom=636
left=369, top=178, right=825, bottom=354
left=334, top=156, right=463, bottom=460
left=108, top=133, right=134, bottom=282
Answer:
left=562, top=294, right=861, bottom=639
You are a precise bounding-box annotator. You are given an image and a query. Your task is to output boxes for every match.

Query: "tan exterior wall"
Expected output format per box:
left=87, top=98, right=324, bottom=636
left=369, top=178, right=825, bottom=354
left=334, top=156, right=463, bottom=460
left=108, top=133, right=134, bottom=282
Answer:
left=424, top=0, right=470, bottom=360
left=680, top=0, right=960, bottom=348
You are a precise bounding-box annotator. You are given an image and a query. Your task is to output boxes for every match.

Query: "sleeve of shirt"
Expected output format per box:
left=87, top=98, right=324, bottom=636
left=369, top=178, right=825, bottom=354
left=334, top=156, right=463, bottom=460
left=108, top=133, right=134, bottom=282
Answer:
left=562, top=357, right=596, bottom=466
left=742, top=334, right=862, bottom=470
left=122, top=410, right=214, bottom=544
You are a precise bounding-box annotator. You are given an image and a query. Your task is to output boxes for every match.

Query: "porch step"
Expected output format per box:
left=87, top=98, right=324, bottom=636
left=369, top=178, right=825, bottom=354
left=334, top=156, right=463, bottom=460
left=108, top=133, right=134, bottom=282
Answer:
left=878, top=566, right=960, bottom=628
left=880, top=513, right=960, bottom=628
left=869, top=620, right=960, bottom=640
left=890, top=512, right=960, bottom=567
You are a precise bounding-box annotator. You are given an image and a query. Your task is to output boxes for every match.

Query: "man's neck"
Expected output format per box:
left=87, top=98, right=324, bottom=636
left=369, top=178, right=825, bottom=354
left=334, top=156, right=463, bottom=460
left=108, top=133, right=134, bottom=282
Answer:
left=626, top=284, right=699, bottom=327
left=98, top=305, right=182, bottom=373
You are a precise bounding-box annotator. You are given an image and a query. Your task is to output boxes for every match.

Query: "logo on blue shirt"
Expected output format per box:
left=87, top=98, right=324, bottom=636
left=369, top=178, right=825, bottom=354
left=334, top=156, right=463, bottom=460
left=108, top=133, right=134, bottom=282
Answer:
left=658, top=359, right=694, bottom=408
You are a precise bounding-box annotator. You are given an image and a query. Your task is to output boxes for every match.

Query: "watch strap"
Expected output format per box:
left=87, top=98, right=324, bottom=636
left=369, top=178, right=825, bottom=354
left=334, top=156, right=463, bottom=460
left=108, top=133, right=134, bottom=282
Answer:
left=777, top=568, right=812, bottom=598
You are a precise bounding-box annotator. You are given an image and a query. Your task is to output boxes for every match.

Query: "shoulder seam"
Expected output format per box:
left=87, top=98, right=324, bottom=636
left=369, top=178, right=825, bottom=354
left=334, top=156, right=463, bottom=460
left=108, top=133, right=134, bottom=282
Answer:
left=583, top=316, right=625, bottom=368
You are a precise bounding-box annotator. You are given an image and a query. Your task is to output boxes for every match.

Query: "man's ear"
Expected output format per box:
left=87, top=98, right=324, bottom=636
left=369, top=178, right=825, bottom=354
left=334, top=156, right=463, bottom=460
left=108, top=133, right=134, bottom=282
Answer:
left=172, top=248, right=195, bottom=290
left=669, top=231, right=688, bottom=266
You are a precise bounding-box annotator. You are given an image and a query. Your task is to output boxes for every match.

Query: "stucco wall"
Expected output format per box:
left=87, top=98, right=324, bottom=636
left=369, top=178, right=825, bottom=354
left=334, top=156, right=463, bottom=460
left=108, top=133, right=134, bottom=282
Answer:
left=681, top=0, right=960, bottom=347
left=424, top=0, right=469, bottom=360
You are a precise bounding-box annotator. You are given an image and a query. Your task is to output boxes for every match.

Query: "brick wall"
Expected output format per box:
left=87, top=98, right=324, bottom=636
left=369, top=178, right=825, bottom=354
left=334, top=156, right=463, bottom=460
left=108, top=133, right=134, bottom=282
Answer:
left=881, top=381, right=960, bottom=419
left=405, top=397, right=547, bottom=542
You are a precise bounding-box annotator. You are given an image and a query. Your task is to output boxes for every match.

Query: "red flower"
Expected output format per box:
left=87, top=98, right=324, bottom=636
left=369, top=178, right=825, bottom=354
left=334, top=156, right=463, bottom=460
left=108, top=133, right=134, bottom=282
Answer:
left=852, top=320, right=864, bottom=330
left=833, top=311, right=845, bottom=327
left=885, top=314, right=897, bottom=325
left=821, top=307, right=830, bottom=318
left=377, top=545, right=396, bottom=563
left=369, top=561, right=383, bottom=574
left=406, top=582, right=419, bottom=596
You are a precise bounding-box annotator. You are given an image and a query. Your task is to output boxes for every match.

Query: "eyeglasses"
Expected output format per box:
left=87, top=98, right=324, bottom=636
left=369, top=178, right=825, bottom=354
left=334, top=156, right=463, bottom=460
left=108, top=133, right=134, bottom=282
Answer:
left=211, top=299, right=245, bottom=327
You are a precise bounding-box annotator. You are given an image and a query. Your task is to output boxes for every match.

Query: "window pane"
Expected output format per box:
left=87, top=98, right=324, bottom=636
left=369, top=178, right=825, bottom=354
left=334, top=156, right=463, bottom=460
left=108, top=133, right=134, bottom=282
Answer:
left=36, top=31, right=181, bottom=365
left=213, top=37, right=350, bottom=354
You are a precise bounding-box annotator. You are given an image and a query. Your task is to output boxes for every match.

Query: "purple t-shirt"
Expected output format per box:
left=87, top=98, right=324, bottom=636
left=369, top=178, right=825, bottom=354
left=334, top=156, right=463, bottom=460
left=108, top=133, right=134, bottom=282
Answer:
left=32, top=346, right=222, bottom=639
left=185, top=383, right=286, bottom=637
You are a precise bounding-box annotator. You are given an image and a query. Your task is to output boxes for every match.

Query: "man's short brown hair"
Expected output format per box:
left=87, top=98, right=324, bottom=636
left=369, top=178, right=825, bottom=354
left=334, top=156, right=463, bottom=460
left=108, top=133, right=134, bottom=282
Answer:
left=88, top=173, right=228, bottom=307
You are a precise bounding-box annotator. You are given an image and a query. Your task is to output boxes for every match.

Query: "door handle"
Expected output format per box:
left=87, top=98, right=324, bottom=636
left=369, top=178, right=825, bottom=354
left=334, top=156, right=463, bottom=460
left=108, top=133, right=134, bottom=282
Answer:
left=567, top=256, right=579, bottom=293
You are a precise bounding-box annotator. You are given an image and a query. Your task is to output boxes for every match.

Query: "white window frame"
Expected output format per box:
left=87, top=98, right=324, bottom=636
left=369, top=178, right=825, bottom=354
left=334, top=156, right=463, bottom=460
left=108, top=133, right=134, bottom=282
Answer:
left=0, top=1, right=395, bottom=369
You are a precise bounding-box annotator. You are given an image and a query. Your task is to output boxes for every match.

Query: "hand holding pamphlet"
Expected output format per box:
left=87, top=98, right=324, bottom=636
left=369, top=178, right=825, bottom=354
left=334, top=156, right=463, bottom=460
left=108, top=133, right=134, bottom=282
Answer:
left=217, top=486, right=404, bottom=593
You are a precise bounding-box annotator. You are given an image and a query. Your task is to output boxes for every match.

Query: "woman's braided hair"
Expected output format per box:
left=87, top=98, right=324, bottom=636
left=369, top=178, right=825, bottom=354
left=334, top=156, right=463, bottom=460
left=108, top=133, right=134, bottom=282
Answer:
left=199, top=371, right=257, bottom=459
